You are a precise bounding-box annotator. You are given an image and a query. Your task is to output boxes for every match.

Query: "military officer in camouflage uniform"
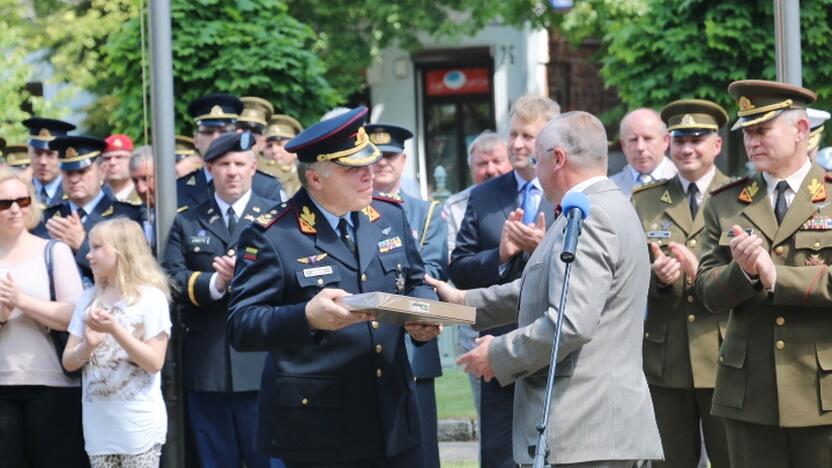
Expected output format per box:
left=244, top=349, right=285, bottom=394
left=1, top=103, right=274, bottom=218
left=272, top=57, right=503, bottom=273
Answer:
left=695, top=80, right=832, bottom=467
left=632, top=99, right=730, bottom=468
left=227, top=106, right=441, bottom=467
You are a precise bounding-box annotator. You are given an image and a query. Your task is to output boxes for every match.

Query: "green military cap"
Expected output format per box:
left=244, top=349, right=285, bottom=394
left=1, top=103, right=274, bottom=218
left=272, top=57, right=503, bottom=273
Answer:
left=728, top=79, right=817, bottom=131
left=264, top=114, right=303, bottom=141
left=238, top=97, right=275, bottom=131
left=661, top=99, right=728, bottom=137
left=175, top=135, right=197, bottom=162
left=4, top=145, right=30, bottom=167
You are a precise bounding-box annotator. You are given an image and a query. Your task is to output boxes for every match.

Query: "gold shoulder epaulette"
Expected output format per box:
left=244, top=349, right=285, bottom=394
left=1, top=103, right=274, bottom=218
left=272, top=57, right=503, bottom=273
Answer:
left=373, top=192, right=403, bottom=203
left=255, top=203, right=289, bottom=229
left=631, top=178, right=668, bottom=194
left=709, top=176, right=748, bottom=195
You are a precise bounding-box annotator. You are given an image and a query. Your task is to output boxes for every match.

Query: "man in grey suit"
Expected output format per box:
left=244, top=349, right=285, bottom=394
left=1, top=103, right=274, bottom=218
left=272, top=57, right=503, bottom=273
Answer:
left=610, top=108, right=677, bottom=197
left=428, top=111, right=663, bottom=467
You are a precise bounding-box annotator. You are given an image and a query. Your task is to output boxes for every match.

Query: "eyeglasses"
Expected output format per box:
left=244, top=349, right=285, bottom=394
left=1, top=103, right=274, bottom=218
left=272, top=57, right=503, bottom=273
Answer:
left=0, top=196, right=32, bottom=211
left=529, top=147, right=555, bottom=169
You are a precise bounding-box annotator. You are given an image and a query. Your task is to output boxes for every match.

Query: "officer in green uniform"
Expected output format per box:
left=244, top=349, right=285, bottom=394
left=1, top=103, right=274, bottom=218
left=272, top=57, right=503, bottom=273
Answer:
left=237, top=96, right=274, bottom=156
left=632, top=99, right=730, bottom=468
left=3, top=145, right=32, bottom=183
left=258, top=114, right=303, bottom=198
left=695, top=80, right=832, bottom=468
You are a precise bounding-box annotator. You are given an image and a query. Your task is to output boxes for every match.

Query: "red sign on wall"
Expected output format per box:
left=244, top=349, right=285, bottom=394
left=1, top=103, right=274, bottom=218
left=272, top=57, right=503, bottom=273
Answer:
left=425, top=68, right=490, bottom=96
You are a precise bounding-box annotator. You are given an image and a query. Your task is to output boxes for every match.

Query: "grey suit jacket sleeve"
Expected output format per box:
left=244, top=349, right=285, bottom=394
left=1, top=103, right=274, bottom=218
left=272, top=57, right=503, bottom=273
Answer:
left=464, top=279, right=522, bottom=331
left=488, top=205, right=617, bottom=386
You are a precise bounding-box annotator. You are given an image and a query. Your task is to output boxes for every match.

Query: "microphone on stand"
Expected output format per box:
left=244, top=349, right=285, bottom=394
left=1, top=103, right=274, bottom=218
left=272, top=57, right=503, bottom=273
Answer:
left=532, top=191, right=591, bottom=468
left=560, top=192, right=591, bottom=263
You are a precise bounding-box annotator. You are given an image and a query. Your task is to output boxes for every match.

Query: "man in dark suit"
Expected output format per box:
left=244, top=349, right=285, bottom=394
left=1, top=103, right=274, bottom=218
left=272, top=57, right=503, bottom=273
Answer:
left=163, top=131, right=279, bottom=468
left=23, top=117, right=76, bottom=208
left=367, top=123, right=448, bottom=468
left=177, top=94, right=283, bottom=208
left=449, top=94, right=559, bottom=468
left=226, top=107, right=442, bottom=467
left=34, top=136, right=143, bottom=284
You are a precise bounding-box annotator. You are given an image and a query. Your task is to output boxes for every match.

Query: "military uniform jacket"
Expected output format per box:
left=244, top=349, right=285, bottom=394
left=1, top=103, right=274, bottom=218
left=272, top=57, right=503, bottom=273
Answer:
left=162, top=193, right=271, bottom=392
left=34, top=192, right=144, bottom=281
left=176, top=167, right=283, bottom=209
left=632, top=172, right=730, bottom=389
left=696, top=164, right=832, bottom=427
left=226, top=188, right=437, bottom=462
left=400, top=191, right=448, bottom=380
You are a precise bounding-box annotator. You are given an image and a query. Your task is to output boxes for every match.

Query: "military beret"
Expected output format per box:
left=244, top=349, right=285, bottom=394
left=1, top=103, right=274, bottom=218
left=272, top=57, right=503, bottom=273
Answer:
left=3, top=145, right=30, bottom=167
left=364, top=124, right=413, bottom=153
left=728, top=80, right=816, bottom=131
left=265, top=115, right=303, bottom=141
left=203, top=131, right=256, bottom=163
left=22, top=117, right=76, bottom=150
left=51, top=135, right=107, bottom=171
left=188, top=94, right=243, bottom=127
left=104, top=134, right=134, bottom=154
left=661, top=99, right=728, bottom=137
left=285, top=106, right=380, bottom=167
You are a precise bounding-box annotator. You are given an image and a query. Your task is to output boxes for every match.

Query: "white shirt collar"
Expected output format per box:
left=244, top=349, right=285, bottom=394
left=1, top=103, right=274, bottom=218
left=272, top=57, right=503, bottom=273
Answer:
left=308, top=194, right=354, bottom=232
left=513, top=171, right=542, bottom=193
left=567, top=175, right=608, bottom=195
left=628, top=157, right=672, bottom=182
left=761, top=158, right=812, bottom=196
left=214, top=190, right=252, bottom=220
left=677, top=165, right=716, bottom=196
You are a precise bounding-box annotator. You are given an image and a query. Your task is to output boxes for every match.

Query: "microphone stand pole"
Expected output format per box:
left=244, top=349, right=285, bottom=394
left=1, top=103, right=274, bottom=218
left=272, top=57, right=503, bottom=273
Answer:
left=532, top=255, right=576, bottom=468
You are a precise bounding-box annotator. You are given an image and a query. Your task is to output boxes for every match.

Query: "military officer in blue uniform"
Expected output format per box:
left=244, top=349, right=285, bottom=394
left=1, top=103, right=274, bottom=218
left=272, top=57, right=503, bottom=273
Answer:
left=34, top=136, right=143, bottom=283
left=227, top=107, right=442, bottom=468
left=163, top=131, right=280, bottom=468
left=366, top=122, right=447, bottom=468
left=177, top=94, right=283, bottom=208
left=23, top=117, right=76, bottom=207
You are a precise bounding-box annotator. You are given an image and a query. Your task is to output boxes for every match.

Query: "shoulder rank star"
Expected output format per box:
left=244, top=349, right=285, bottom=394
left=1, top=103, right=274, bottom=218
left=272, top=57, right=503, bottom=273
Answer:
left=660, top=190, right=672, bottom=204
left=738, top=181, right=759, bottom=203
left=808, top=178, right=827, bottom=202
left=297, top=253, right=328, bottom=264
left=299, top=206, right=316, bottom=234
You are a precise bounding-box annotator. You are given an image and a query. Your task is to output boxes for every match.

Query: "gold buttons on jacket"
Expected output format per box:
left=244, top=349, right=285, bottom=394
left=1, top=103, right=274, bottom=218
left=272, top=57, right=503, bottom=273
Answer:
left=775, top=340, right=785, bottom=350
left=316, top=278, right=324, bottom=285
left=687, top=240, right=696, bottom=248
left=301, top=398, right=309, bottom=406
left=376, top=369, right=382, bottom=378
left=688, top=314, right=696, bottom=322
left=776, top=316, right=785, bottom=326
left=814, top=241, right=821, bottom=249
left=361, top=273, right=368, bottom=282
left=371, top=321, right=380, bottom=329
left=687, top=295, right=694, bottom=304
left=774, top=246, right=785, bottom=255
left=644, top=332, right=650, bottom=338
left=719, top=356, right=725, bottom=363
left=686, top=278, right=694, bottom=286
left=375, top=344, right=383, bottom=354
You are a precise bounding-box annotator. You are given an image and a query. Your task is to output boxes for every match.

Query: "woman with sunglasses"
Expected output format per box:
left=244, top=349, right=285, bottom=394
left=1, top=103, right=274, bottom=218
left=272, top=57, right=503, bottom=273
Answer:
left=0, top=169, right=87, bottom=467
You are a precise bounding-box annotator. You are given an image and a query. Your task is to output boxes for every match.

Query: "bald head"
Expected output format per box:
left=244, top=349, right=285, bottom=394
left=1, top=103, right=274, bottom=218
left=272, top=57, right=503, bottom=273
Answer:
left=619, top=108, right=669, bottom=175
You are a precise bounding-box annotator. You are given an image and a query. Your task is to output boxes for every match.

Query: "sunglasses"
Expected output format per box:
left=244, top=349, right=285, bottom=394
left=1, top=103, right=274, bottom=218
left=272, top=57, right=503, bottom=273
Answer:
left=0, top=196, right=32, bottom=211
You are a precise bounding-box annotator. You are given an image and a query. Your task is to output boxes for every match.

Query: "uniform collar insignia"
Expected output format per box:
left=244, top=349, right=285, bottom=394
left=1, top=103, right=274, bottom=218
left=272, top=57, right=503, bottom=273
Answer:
left=252, top=206, right=261, bottom=213
left=297, top=253, right=328, bottom=264
left=806, top=254, right=826, bottom=266
left=187, top=176, right=196, bottom=186
left=382, top=226, right=392, bottom=235
left=255, top=210, right=276, bottom=226
left=209, top=214, right=220, bottom=224
left=101, top=205, right=113, bottom=217
left=362, top=205, right=380, bottom=222
left=661, top=220, right=673, bottom=230
left=660, top=190, right=672, bottom=204
left=243, top=214, right=255, bottom=221
left=299, top=206, right=317, bottom=234
left=808, top=178, right=826, bottom=202
left=207, top=207, right=214, bottom=214
left=738, top=181, right=759, bottom=203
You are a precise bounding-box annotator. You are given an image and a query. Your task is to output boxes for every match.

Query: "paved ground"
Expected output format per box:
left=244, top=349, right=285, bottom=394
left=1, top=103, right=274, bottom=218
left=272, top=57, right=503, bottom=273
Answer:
left=439, top=441, right=478, bottom=464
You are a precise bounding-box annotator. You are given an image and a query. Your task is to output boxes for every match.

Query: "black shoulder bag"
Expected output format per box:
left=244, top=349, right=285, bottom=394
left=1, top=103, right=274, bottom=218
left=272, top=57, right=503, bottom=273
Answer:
left=44, top=240, right=81, bottom=379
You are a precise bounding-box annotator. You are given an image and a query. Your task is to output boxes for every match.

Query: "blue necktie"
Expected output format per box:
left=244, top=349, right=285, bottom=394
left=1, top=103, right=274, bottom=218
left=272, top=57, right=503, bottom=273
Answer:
left=520, top=181, right=536, bottom=225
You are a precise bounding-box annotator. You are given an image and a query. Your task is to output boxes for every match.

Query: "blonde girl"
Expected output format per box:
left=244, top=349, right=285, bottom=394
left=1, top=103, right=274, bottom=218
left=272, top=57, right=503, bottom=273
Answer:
left=63, top=218, right=171, bottom=467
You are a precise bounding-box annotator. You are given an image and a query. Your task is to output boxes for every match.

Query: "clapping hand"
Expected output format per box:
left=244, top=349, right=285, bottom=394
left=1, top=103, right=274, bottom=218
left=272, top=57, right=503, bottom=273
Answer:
left=45, top=212, right=86, bottom=251
left=505, top=212, right=546, bottom=253
left=0, top=272, right=20, bottom=310
left=213, top=254, right=237, bottom=291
